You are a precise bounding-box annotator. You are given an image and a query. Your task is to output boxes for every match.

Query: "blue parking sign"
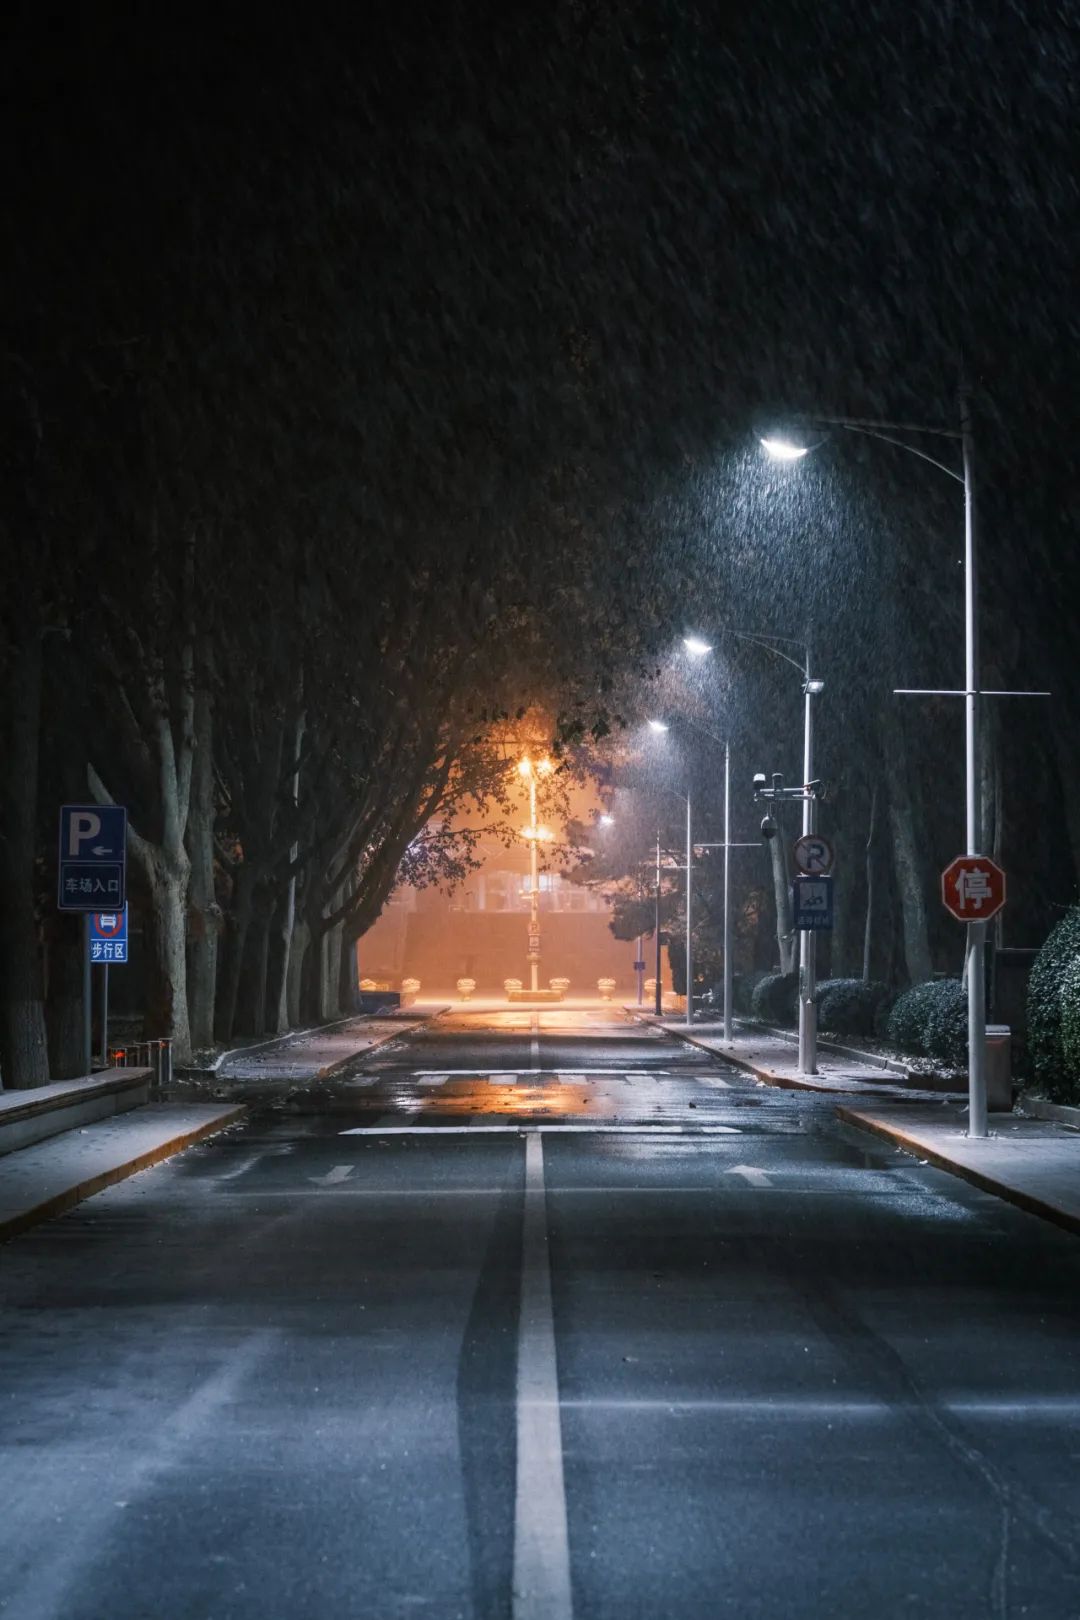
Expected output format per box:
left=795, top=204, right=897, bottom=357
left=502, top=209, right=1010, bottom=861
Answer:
left=58, top=805, right=127, bottom=911
left=793, top=874, right=834, bottom=931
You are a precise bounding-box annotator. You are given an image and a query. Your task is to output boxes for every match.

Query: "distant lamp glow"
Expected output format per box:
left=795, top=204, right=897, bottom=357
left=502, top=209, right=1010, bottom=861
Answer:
left=537, top=757, right=554, bottom=776
left=518, top=757, right=533, bottom=777
left=761, top=437, right=810, bottom=462
left=682, top=636, right=712, bottom=658
left=599, top=813, right=615, bottom=826
left=647, top=719, right=670, bottom=733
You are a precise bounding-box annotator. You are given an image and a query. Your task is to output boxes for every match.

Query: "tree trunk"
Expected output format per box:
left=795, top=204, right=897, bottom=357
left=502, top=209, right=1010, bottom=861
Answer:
left=287, top=916, right=309, bottom=1028
left=273, top=703, right=305, bottom=1034
left=766, top=834, right=795, bottom=974
left=186, top=689, right=220, bottom=1052
left=146, top=851, right=193, bottom=1064
left=0, top=622, right=50, bottom=1087
left=321, top=919, right=344, bottom=1020
left=884, top=742, right=932, bottom=986
left=862, top=784, right=878, bottom=983
left=237, top=885, right=273, bottom=1036
left=339, top=928, right=359, bottom=1014
left=45, top=914, right=86, bottom=1079
left=216, top=862, right=256, bottom=1043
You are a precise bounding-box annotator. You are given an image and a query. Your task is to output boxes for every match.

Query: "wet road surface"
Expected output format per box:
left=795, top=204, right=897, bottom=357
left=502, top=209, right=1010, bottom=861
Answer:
left=2, top=1005, right=1080, bottom=1618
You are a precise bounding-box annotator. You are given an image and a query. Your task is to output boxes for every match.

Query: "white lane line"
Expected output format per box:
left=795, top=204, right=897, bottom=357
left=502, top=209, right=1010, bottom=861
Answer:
left=411, top=1069, right=674, bottom=1078
left=513, top=1132, right=573, bottom=1620
left=338, top=1123, right=740, bottom=1136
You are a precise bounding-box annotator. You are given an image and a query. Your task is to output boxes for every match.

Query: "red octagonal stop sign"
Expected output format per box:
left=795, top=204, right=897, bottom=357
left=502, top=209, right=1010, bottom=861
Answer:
left=941, top=854, right=1006, bottom=922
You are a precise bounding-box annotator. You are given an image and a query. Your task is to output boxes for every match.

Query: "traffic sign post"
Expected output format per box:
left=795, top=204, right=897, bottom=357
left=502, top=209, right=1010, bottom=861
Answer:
left=793, top=875, right=834, bottom=931
left=58, top=805, right=127, bottom=910
left=941, top=854, right=1007, bottom=1138
left=793, top=834, right=834, bottom=876
left=59, top=806, right=127, bottom=1075
left=940, top=854, right=1006, bottom=923
left=88, top=908, right=129, bottom=963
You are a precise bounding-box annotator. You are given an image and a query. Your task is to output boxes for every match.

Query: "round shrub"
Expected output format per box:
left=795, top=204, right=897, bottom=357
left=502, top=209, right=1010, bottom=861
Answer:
left=1027, top=909, right=1080, bottom=1100
left=751, top=971, right=797, bottom=1026
left=887, top=979, right=962, bottom=1059
left=1058, top=955, right=1080, bottom=1085
left=732, top=970, right=769, bottom=1016
left=923, top=980, right=968, bottom=1067
left=816, top=978, right=894, bottom=1038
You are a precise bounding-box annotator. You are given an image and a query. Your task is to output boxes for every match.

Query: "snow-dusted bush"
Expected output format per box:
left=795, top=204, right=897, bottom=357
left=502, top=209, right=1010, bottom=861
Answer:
left=922, top=980, right=968, bottom=1067
left=816, top=978, right=894, bottom=1038
left=732, top=970, right=769, bottom=1016
left=887, top=979, right=964, bottom=1061
left=1027, top=909, right=1080, bottom=1101
left=750, top=972, right=797, bottom=1026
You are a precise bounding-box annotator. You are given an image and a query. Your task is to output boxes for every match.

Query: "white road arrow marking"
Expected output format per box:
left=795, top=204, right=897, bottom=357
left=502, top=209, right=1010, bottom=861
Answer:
left=725, top=1164, right=772, bottom=1187
left=309, top=1165, right=354, bottom=1186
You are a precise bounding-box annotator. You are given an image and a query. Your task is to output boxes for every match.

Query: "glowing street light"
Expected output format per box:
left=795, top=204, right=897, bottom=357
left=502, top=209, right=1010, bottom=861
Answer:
left=647, top=719, right=670, bottom=733
left=682, top=635, right=713, bottom=658
left=760, top=436, right=811, bottom=461
left=598, top=813, right=615, bottom=827
left=518, top=755, right=554, bottom=992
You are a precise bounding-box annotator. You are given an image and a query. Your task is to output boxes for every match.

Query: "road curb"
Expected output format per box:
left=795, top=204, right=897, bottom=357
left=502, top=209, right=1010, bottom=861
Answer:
left=835, top=1105, right=1080, bottom=1239
left=0, top=1106, right=247, bottom=1245
left=627, top=1011, right=873, bottom=1095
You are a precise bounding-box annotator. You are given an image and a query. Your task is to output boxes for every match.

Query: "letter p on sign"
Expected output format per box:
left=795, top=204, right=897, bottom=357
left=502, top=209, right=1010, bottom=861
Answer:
left=69, top=811, right=102, bottom=855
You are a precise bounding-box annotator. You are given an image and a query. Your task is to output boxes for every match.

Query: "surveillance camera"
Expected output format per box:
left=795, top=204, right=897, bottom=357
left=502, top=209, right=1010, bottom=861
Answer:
left=752, top=772, right=767, bottom=790
left=760, top=814, right=778, bottom=841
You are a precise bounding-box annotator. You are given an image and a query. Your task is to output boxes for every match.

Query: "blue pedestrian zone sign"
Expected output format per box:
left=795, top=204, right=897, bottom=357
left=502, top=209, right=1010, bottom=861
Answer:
left=793, top=874, right=834, bottom=931
left=89, top=908, right=128, bottom=964
left=58, top=805, right=127, bottom=910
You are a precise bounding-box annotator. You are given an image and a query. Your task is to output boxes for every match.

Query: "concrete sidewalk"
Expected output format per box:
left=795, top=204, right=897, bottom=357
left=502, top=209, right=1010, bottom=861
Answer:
left=837, top=1102, right=1080, bottom=1237
left=0, top=1102, right=244, bottom=1242
left=193, top=1004, right=447, bottom=1088
left=632, top=1012, right=962, bottom=1103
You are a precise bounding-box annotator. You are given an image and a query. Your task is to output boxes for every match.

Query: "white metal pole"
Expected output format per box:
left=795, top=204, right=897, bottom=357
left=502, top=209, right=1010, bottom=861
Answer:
left=685, top=793, right=693, bottom=1026
left=529, top=771, right=540, bottom=992
left=797, top=659, right=818, bottom=1076
left=654, top=829, right=663, bottom=1017
left=962, top=386, right=988, bottom=1137
left=82, top=915, right=92, bottom=1075
left=723, top=739, right=733, bottom=1042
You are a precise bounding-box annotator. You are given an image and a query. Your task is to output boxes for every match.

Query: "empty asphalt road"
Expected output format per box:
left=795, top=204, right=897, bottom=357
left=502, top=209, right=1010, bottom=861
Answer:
left=3, top=1004, right=1080, bottom=1618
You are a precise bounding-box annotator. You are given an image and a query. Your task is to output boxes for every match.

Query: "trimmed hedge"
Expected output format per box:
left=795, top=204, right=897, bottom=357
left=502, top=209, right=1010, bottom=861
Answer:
left=732, top=970, right=769, bottom=1016
left=751, top=971, right=797, bottom=1026
left=1027, top=908, right=1080, bottom=1101
left=886, top=979, right=964, bottom=1062
left=923, top=980, right=968, bottom=1066
left=816, top=978, right=894, bottom=1039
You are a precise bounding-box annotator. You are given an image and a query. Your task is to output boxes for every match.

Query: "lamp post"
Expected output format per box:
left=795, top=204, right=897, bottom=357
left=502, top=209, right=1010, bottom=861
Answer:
left=761, top=391, right=1038, bottom=1134
left=518, top=756, right=553, bottom=993
left=652, top=679, right=759, bottom=1039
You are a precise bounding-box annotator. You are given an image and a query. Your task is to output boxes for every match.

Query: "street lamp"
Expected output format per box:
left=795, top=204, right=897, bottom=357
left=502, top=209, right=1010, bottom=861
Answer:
left=518, top=755, right=553, bottom=993
left=726, top=628, right=825, bottom=1075
left=761, top=393, right=1010, bottom=1133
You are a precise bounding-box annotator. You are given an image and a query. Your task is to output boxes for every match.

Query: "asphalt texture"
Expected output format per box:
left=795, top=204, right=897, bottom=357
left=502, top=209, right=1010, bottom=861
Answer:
left=2, top=1006, right=1080, bottom=1618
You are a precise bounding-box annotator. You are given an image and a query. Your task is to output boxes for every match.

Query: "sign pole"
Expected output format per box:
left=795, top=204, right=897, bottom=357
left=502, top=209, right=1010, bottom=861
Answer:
left=100, top=963, right=109, bottom=1067
left=82, top=914, right=93, bottom=1075
left=961, top=383, right=988, bottom=1138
